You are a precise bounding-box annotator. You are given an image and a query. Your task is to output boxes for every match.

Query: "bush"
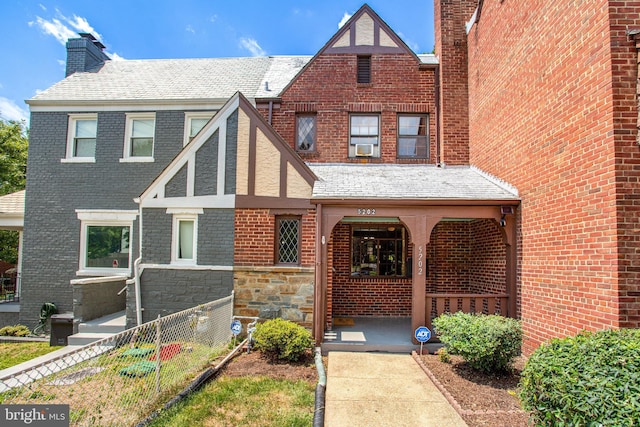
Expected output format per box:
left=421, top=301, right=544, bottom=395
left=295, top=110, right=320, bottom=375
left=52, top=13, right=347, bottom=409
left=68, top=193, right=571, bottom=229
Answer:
left=0, top=324, right=31, bottom=337
left=520, top=329, right=640, bottom=426
left=252, top=318, right=312, bottom=362
left=432, top=312, right=522, bottom=373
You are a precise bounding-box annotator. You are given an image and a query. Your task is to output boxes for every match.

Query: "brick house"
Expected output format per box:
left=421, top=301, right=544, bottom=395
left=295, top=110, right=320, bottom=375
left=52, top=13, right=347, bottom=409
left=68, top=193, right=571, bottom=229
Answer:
left=17, top=4, right=519, bottom=347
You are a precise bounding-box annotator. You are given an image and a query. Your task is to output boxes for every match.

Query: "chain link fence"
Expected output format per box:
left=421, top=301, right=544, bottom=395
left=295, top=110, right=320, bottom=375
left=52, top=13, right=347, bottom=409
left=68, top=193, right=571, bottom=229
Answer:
left=0, top=294, right=234, bottom=426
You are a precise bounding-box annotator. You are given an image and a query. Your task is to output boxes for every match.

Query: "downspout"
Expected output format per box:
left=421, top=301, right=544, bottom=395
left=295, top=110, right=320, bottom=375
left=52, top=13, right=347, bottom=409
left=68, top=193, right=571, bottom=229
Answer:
left=134, top=198, right=143, bottom=326
left=435, top=65, right=442, bottom=166
left=268, top=100, right=273, bottom=125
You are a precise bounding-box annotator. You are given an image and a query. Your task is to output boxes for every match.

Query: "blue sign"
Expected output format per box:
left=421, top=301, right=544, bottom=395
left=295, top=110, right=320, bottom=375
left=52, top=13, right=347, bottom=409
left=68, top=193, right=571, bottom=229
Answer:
left=415, top=326, right=431, bottom=343
left=231, top=319, right=242, bottom=336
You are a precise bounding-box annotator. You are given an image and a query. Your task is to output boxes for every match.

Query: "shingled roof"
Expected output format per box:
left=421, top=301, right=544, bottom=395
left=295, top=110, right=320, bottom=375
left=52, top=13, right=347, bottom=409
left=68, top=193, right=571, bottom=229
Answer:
left=27, top=56, right=311, bottom=105
left=0, top=190, right=24, bottom=230
left=309, top=164, right=518, bottom=202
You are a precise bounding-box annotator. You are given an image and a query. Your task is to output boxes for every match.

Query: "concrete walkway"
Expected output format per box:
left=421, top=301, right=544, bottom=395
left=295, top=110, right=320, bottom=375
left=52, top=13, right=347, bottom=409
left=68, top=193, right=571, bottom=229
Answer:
left=324, top=352, right=467, bottom=427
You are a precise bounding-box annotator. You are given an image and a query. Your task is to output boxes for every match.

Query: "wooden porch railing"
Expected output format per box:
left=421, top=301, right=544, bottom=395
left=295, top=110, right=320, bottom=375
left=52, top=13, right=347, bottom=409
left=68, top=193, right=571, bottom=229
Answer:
left=425, top=293, right=509, bottom=330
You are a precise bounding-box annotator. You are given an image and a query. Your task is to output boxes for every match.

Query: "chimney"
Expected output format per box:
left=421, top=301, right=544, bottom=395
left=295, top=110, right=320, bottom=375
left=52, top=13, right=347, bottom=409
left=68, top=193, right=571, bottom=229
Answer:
left=65, top=33, right=110, bottom=77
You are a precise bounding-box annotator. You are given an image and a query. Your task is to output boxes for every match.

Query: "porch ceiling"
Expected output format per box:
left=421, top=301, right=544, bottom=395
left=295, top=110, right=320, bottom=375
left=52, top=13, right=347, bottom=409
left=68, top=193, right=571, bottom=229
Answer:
left=309, top=164, right=519, bottom=203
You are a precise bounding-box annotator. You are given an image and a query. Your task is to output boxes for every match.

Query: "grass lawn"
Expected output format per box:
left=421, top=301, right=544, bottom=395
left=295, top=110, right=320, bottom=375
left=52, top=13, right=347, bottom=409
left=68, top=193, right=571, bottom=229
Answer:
left=147, top=376, right=315, bottom=427
left=0, top=342, right=62, bottom=370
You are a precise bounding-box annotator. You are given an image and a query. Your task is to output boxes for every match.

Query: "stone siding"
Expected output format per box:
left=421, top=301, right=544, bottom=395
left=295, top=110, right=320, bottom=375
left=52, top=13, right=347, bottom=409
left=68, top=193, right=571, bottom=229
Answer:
left=234, top=268, right=314, bottom=328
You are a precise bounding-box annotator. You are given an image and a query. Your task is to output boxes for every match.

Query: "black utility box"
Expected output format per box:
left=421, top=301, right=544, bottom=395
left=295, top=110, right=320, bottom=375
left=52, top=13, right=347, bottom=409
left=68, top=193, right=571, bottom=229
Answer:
left=50, top=313, right=74, bottom=346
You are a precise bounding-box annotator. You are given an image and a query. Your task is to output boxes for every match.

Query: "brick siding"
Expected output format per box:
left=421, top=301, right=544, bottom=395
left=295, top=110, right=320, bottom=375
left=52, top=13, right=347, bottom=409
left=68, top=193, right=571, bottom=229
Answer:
left=465, top=0, right=640, bottom=352
left=271, top=54, right=437, bottom=164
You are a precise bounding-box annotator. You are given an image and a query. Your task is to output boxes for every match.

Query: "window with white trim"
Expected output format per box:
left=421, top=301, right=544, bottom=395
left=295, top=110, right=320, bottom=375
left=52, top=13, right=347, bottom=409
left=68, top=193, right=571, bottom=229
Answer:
left=64, top=114, right=97, bottom=162
left=169, top=208, right=202, bottom=264
left=122, top=113, right=155, bottom=161
left=76, top=210, right=137, bottom=276
left=349, top=114, right=380, bottom=158
left=183, top=112, right=214, bottom=146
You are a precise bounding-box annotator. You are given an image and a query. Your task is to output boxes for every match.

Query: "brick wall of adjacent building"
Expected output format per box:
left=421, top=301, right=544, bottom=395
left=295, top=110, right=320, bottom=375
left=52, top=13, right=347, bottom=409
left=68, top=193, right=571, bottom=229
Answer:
left=609, top=2, right=640, bottom=329
left=270, top=54, right=437, bottom=164
left=434, top=0, right=476, bottom=165
left=464, top=0, right=640, bottom=353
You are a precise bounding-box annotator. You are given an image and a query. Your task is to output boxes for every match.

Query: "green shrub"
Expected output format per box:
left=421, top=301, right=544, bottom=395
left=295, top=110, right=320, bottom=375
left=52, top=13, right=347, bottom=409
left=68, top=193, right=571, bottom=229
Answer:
left=520, top=329, right=640, bottom=426
left=432, top=312, right=522, bottom=373
left=0, top=324, right=31, bottom=337
left=252, top=318, right=312, bottom=362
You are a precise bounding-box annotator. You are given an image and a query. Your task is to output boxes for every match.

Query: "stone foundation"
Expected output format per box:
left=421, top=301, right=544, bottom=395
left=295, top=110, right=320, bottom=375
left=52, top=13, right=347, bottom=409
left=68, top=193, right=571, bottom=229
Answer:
left=233, top=267, right=314, bottom=328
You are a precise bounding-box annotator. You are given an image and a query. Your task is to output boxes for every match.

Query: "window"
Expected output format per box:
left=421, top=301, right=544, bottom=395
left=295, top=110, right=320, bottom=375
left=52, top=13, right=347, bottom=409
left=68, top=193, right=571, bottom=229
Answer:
left=184, top=112, right=214, bottom=146
left=64, top=114, right=97, bottom=162
left=296, top=115, right=316, bottom=152
left=122, top=113, right=155, bottom=161
left=351, top=225, right=408, bottom=277
left=169, top=208, right=202, bottom=264
left=76, top=210, right=137, bottom=275
left=276, top=217, right=301, bottom=265
left=357, top=55, right=371, bottom=84
left=397, top=115, right=429, bottom=159
left=349, top=115, right=380, bottom=157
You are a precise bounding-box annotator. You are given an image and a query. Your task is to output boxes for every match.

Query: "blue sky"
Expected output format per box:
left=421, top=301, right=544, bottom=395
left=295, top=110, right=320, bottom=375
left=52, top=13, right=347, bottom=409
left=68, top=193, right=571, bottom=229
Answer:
left=1, top=1, right=434, bottom=124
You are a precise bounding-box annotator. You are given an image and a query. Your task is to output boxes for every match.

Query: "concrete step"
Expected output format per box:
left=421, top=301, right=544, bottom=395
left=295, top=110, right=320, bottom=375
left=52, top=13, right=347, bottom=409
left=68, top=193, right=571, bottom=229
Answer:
left=77, top=311, right=126, bottom=334
left=67, top=332, right=117, bottom=346
left=67, top=311, right=126, bottom=346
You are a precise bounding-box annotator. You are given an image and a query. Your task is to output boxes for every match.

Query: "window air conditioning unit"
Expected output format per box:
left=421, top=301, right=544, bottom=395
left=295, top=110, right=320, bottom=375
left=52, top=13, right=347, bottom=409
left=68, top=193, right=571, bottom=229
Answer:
left=355, top=144, right=374, bottom=157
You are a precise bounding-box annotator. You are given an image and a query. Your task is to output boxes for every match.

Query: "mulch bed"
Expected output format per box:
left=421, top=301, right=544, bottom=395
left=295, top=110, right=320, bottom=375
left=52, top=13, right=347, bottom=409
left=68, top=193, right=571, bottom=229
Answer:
left=416, top=353, right=531, bottom=427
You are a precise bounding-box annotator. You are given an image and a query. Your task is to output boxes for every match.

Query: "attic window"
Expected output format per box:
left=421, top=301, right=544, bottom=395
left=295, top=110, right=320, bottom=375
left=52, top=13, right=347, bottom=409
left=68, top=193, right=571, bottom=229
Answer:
left=357, top=55, right=371, bottom=84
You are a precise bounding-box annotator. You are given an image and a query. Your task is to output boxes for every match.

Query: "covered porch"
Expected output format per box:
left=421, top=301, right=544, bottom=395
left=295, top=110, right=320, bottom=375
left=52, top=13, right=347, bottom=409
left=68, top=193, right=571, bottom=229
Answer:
left=0, top=190, right=24, bottom=304
left=309, top=164, right=520, bottom=347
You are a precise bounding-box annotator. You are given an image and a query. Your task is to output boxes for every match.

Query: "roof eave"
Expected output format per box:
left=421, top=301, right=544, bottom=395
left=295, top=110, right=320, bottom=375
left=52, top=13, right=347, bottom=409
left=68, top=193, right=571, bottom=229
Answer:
left=310, top=198, right=520, bottom=206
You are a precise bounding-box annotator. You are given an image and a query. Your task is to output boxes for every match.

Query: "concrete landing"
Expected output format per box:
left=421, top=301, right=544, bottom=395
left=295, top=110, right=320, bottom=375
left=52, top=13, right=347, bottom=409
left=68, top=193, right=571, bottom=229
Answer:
left=324, top=352, right=467, bottom=427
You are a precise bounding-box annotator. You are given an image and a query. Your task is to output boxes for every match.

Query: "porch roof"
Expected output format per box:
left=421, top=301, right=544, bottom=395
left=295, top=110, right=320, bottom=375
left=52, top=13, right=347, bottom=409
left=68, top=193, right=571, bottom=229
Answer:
left=308, top=164, right=519, bottom=202
left=0, top=190, right=24, bottom=230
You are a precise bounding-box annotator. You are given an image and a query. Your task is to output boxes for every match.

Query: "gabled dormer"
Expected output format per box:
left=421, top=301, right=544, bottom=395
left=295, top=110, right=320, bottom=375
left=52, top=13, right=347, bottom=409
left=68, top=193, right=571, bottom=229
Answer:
left=275, top=4, right=437, bottom=164
left=139, top=92, right=316, bottom=209
left=322, top=4, right=421, bottom=58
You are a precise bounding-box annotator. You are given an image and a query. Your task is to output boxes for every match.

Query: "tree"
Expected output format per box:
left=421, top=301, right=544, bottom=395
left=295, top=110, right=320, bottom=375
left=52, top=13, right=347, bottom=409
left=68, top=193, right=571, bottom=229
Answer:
left=0, top=119, right=28, bottom=194
left=0, top=119, right=28, bottom=264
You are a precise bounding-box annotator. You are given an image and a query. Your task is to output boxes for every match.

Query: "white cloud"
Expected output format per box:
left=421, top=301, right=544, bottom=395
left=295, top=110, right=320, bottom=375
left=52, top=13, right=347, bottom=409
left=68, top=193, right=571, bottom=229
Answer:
left=30, top=9, right=102, bottom=46
left=239, top=37, right=266, bottom=57
left=31, top=16, right=77, bottom=45
left=338, top=12, right=352, bottom=28
left=186, top=25, right=196, bottom=34
left=209, top=14, right=218, bottom=23
left=38, top=3, right=46, bottom=11
left=108, top=52, right=126, bottom=61
left=0, top=97, right=29, bottom=123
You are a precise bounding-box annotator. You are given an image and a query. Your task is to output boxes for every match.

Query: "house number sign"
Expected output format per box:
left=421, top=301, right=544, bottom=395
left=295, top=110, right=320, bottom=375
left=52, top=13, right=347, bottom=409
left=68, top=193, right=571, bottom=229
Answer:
left=417, top=245, right=424, bottom=276
left=357, top=208, right=376, bottom=215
